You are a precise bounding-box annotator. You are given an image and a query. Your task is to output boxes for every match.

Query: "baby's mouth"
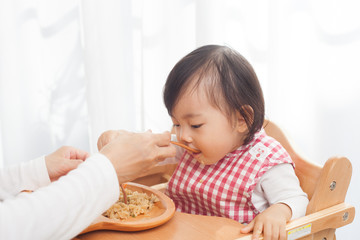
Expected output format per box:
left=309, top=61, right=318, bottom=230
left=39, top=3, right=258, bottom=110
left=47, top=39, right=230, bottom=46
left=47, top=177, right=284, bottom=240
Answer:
left=191, top=149, right=201, bottom=155
left=191, top=151, right=203, bottom=164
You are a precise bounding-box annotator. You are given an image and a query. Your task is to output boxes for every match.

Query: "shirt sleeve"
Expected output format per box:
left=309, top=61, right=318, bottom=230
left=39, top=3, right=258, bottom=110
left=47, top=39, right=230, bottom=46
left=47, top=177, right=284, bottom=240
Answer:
left=0, top=153, right=120, bottom=240
left=252, top=163, right=309, bottom=220
left=0, top=156, right=51, bottom=199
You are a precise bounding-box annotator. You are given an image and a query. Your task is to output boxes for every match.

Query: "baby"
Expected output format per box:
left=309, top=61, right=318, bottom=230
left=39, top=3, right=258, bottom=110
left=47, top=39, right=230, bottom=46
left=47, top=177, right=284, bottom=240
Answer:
left=162, top=45, right=308, bottom=239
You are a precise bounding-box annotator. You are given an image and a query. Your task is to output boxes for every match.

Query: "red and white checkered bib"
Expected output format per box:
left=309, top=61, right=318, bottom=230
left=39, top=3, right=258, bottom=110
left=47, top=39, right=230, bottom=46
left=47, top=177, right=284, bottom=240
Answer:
left=165, top=129, right=294, bottom=223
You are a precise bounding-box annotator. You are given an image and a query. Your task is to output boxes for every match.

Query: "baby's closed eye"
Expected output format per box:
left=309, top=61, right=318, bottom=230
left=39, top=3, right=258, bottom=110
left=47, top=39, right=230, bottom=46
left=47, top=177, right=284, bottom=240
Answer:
left=191, top=124, right=203, bottom=129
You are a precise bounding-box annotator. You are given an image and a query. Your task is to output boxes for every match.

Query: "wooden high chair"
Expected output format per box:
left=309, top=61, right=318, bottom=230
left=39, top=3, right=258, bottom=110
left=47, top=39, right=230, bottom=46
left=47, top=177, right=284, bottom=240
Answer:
left=134, top=120, right=355, bottom=240
left=261, top=120, right=354, bottom=240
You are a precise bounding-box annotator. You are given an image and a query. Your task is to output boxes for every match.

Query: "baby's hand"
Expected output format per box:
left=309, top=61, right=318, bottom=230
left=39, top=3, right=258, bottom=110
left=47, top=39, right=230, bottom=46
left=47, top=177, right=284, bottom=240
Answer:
left=240, top=203, right=292, bottom=240
left=45, top=146, right=90, bottom=181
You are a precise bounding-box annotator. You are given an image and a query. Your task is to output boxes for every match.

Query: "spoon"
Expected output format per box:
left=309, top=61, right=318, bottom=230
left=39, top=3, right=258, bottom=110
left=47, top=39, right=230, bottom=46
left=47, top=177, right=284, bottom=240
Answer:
left=120, top=183, right=128, bottom=204
left=170, top=134, right=200, bottom=154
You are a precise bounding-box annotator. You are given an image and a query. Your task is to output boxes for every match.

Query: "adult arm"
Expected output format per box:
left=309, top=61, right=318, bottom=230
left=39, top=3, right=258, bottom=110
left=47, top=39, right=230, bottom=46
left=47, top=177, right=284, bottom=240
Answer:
left=0, top=153, right=119, bottom=240
left=0, top=146, right=88, bottom=200
left=0, top=157, right=51, bottom=199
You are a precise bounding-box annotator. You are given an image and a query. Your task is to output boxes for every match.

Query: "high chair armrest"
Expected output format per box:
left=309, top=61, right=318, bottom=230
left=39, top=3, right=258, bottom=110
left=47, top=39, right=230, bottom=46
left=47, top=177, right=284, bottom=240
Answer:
left=235, top=202, right=355, bottom=240
left=285, top=202, right=354, bottom=240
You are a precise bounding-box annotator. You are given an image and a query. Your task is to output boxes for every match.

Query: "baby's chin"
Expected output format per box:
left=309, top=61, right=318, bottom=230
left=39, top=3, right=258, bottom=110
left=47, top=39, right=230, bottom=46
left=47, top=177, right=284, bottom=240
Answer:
left=195, top=155, right=221, bottom=165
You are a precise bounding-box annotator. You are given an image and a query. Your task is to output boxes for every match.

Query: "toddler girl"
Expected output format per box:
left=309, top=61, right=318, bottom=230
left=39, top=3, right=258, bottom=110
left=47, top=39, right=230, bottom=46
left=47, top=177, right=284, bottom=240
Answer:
left=162, top=45, right=308, bottom=239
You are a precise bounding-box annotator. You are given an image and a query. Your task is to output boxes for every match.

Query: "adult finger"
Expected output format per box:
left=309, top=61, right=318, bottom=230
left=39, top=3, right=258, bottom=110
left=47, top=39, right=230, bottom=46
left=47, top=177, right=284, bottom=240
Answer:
left=97, top=130, right=119, bottom=151
left=155, top=145, right=176, bottom=161
left=68, top=159, right=84, bottom=169
left=70, top=148, right=90, bottom=160
left=152, top=131, right=172, bottom=147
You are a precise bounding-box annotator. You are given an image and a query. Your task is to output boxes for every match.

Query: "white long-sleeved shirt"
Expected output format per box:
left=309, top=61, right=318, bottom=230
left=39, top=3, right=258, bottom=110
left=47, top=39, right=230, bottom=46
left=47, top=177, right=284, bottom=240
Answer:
left=252, top=163, right=308, bottom=220
left=0, top=153, right=119, bottom=240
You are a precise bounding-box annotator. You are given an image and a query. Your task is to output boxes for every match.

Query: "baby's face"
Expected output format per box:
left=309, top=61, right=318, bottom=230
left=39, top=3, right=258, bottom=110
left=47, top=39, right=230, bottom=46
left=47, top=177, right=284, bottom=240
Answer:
left=171, top=86, right=246, bottom=165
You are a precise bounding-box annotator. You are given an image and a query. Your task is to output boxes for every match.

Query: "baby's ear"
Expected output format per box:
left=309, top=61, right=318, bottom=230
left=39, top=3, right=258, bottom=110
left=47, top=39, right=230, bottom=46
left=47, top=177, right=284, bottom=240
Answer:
left=235, top=105, right=254, bottom=133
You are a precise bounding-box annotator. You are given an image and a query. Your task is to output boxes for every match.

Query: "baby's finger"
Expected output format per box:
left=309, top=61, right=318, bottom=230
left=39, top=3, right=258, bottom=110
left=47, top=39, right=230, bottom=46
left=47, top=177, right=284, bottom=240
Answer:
left=279, top=224, right=286, bottom=240
left=263, top=222, right=272, bottom=240
left=252, top=222, right=263, bottom=240
left=272, top=226, right=279, bottom=240
left=240, top=220, right=254, bottom=233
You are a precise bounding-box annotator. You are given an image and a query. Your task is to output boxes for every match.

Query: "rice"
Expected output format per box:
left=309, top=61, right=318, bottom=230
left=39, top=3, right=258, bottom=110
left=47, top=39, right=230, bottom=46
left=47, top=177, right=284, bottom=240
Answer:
left=103, top=188, right=159, bottom=220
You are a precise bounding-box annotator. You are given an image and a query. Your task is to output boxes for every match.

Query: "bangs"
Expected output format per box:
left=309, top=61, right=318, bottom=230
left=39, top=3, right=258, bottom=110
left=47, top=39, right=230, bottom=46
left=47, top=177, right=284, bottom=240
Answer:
left=187, top=60, right=233, bottom=118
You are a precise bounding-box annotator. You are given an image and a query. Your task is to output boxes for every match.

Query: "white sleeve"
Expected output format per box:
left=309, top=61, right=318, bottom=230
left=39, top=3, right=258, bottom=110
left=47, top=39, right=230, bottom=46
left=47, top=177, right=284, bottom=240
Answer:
left=252, top=163, right=309, bottom=220
left=0, top=153, right=120, bottom=240
left=0, top=156, right=51, bottom=200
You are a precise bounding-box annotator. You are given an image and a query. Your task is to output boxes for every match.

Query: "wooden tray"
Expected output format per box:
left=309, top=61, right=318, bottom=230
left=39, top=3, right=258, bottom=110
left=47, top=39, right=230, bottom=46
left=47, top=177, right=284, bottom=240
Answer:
left=79, top=182, right=175, bottom=234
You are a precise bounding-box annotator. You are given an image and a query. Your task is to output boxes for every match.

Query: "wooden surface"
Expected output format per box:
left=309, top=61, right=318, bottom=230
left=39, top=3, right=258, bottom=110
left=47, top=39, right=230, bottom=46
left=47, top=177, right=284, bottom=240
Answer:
left=287, top=203, right=354, bottom=240
left=306, top=157, right=352, bottom=214
left=76, top=211, right=251, bottom=240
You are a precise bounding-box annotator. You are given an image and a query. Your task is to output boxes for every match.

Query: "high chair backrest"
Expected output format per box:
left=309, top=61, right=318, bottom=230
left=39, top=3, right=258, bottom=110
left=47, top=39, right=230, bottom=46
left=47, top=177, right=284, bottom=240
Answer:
left=263, top=120, right=353, bottom=239
left=263, top=120, right=322, bottom=201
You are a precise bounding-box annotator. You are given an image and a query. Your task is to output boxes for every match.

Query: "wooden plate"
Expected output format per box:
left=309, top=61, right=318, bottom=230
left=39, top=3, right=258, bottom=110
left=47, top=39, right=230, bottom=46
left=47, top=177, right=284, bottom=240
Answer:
left=79, top=182, right=175, bottom=233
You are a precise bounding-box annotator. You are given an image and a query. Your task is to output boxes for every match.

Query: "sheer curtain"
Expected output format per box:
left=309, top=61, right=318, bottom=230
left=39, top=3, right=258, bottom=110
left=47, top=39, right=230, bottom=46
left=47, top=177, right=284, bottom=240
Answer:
left=0, top=0, right=89, bottom=166
left=0, top=0, right=359, bottom=237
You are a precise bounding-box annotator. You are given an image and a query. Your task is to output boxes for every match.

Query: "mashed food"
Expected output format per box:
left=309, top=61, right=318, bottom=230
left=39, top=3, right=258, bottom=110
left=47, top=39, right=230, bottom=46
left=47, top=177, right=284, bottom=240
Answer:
left=103, top=188, right=159, bottom=220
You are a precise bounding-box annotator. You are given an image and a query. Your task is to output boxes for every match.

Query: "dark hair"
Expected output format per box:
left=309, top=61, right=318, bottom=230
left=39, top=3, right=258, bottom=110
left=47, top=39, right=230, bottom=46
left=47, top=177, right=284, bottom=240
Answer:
left=163, top=45, right=264, bottom=145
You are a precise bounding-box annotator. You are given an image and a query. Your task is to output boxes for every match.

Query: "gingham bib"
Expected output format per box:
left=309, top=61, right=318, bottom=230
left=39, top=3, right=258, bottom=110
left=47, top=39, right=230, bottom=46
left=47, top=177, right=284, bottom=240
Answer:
left=165, top=129, right=294, bottom=223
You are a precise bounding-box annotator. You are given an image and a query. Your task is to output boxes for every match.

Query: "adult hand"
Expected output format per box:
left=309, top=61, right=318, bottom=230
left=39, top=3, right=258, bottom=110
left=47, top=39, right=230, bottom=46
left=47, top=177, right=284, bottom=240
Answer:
left=45, top=146, right=90, bottom=181
left=99, top=130, right=176, bottom=183
left=97, top=130, right=121, bottom=151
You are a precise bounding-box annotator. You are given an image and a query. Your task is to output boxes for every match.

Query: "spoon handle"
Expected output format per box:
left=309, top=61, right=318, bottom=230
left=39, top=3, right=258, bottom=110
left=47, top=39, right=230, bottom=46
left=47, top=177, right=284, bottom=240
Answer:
left=170, top=141, right=200, bottom=153
left=120, top=183, right=128, bottom=204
